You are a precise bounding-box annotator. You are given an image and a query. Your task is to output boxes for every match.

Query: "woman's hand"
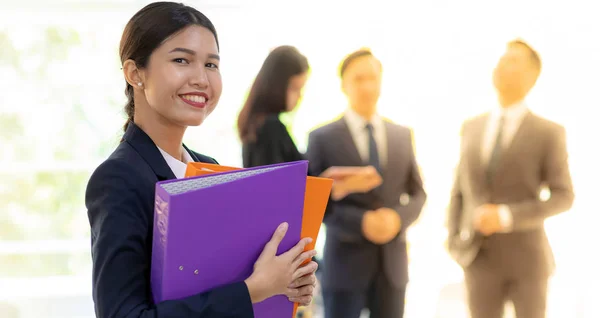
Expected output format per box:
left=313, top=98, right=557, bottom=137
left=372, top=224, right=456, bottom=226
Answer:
left=285, top=261, right=318, bottom=306
left=244, top=222, right=315, bottom=303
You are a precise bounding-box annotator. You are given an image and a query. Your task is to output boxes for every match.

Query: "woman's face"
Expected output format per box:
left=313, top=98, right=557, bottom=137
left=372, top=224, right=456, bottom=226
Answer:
left=286, top=72, right=308, bottom=111
left=137, top=25, right=222, bottom=127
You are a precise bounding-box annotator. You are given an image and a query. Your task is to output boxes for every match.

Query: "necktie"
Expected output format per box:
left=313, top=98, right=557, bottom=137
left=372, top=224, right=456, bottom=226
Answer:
left=365, top=123, right=381, bottom=174
left=486, top=115, right=505, bottom=184
left=366, top=123, right=384, bottom=206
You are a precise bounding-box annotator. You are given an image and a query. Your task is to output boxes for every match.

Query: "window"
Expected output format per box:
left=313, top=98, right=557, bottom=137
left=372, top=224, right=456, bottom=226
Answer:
left=1, top=1, right=597, bottom=317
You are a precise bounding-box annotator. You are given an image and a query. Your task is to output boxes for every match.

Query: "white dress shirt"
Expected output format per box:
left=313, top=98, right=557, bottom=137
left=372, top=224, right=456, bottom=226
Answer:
left=157, top=146, right=194, bottom=179
left=344, top=108, right=388, bottom=168
left=481, top=101, right=529, bottom=231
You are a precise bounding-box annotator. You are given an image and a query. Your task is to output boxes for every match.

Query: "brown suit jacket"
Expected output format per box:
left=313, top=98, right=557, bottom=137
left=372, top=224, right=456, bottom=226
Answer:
left=446, top=110, right=574, bottom=277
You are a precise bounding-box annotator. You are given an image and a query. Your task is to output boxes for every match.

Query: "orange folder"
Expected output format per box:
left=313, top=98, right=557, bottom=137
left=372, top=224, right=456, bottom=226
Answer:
left=185, top=162, right=332, bottom=316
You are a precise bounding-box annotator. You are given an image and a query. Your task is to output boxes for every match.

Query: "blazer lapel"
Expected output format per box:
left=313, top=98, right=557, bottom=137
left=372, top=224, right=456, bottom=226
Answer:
left=336, top=118, right=364, bottom=166
left=383, top=121, right=401, bottom=183
left=469, top=115, right=489, bottom=192
left=123, top=122, right=177, bottom=181
left=183, top=144, right=200, bottom=162
left=490, top=111, right=533, bottom=184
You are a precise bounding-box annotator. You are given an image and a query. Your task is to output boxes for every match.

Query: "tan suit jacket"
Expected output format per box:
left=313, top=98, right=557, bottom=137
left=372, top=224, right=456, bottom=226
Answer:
left=447, top=110, right=574, bottom=277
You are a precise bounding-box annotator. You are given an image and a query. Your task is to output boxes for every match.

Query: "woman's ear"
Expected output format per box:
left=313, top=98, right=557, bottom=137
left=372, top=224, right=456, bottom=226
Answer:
left=123, top=59, right=145, bottom=89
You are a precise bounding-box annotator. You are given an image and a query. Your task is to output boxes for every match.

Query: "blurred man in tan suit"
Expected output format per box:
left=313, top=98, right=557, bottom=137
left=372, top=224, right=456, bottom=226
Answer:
left=446, top=40, right=574, bottom=318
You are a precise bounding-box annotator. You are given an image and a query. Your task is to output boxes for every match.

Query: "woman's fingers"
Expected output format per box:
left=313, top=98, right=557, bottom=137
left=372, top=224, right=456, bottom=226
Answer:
left=282, top=237, right=312, bottom=261
left=292, top=261, right=318, bottom=280
left=288, top=272, right=317, bottom=288
left=285, top=284, right=315, bottom=298
left=292, top=249, right=317, bottom=268
left=288, top=295, right=313, bottom=306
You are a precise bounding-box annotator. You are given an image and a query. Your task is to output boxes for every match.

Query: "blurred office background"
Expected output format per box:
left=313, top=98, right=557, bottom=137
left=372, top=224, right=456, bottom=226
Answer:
left=0, top=0, right=598, bottom=317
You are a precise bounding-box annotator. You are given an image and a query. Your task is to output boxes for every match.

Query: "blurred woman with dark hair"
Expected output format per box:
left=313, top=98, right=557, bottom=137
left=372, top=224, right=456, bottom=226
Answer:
left=237, top=45, right=310, bottom=168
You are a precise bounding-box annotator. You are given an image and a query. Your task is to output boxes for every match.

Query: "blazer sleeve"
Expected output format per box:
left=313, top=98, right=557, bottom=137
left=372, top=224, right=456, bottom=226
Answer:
left=85, top=160, right=253, bottom=318
left=507, top=124, right=574, bottom=230
left=446, top=123, right=465, bottom=237
left=391, top=128, right=427, bottom=233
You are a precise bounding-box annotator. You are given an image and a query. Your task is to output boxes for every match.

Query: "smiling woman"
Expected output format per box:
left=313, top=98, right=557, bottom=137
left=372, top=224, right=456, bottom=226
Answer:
left=122, top=25, right=222, bottom=145
left=85, top=2, right=318, bottom=317
left=119, top=6, right=222, bottom=160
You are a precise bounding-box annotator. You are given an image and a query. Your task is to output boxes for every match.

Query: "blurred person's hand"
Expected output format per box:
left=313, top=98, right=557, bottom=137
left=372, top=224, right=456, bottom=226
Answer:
left=322, top=166, right=382, bottom=200
left=473, top=204, right=502, bottom=236
left=362, top=208, right=401, bottom=244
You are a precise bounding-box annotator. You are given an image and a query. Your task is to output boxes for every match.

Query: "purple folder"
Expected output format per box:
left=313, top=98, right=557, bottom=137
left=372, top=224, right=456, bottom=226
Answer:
left=151, top=160, right=309, bottom=317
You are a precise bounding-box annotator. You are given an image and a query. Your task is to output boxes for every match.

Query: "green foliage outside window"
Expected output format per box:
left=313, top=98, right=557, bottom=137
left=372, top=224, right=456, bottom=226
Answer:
left=0, top=26, right=121, bottom=277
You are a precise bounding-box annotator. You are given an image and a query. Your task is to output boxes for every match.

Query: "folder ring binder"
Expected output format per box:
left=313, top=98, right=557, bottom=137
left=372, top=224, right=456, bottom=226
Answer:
left=152, top=160, right=332, bottom=318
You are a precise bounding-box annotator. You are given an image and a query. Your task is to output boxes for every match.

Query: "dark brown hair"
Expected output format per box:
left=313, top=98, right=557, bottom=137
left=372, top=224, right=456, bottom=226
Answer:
left=237, top=45, right=309, bottom=143
left=119, top=1, right=219, bottom=139
left=339, top=48, right=381, bottom=78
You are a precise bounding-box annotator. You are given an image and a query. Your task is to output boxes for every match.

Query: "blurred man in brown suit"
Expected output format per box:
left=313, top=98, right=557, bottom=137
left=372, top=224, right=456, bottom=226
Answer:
left=446, top=39, right=574, bottom=318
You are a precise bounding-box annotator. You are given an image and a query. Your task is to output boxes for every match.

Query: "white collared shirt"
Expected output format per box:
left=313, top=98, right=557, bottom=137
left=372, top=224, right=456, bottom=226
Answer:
left=157, top=146, right=194, bottom=179
left=480, top=101, right=529, bottom=232
left=481, top=101, right=529, bottom=164
left=344, top=108, right=388, bottom=168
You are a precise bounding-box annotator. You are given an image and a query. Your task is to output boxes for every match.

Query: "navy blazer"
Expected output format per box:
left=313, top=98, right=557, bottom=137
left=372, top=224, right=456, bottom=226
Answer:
left=306, top=118, right=427, bottom=290
left=85, top=122, right=254, bottom=318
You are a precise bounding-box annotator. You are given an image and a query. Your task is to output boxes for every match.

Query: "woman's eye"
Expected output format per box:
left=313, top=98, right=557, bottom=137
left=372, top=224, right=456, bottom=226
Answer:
left=173, top=58, right=189, bottom=64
